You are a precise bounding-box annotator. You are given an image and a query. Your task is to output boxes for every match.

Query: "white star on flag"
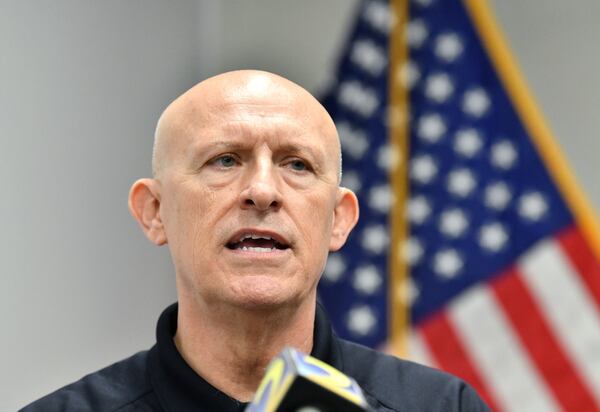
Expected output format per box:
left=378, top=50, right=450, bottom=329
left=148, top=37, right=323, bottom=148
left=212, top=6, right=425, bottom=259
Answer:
left=361, top=225, right=389, bottom=254
left=479, top=222, right=509, bottom=252
left=411, top=154, right=438, bottom=184
left=407, top=19, right=429, bottom=49
left=425, top=72, right=454, bottom=103
left=447, top=168, right=477, bottom=197
left=462, top=87, right=491, bottom=117
left=439, top=208, right=469, bottom=238
left=491, top=140, right=518, bottom=170
left=353, top=265, right=383, bottom=295
left=347, top=305, right=377, bottom=336
left=323, top=254, right=346, bottom=282
left=407, top=195, right=432, bottom=225
left=435, top=32, right=464, bottom=62
left=484, top=181, right=512, bottom=211
left=417, top=113, right=447, bottom=143
left=454, top=128, right=483, bottom=158
left=518, top=192, right=548, bottom=221
left=433, top=248, right=463, bottom=279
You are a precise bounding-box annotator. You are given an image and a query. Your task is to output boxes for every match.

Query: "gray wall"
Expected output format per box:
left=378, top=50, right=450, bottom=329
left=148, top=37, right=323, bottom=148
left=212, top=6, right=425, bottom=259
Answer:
left=1, top=1, right=198, bottom=409
left=2, top=1, right=599, bottom=410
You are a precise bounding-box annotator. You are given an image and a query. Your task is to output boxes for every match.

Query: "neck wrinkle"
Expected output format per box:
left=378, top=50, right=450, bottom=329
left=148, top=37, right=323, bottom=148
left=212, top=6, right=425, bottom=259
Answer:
left=174, top=293, right=316, bottom=402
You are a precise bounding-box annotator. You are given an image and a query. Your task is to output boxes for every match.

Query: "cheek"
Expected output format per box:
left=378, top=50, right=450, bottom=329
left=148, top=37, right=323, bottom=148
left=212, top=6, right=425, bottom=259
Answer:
left=297, top=192, right=336, bottom=253
left=163, top=185, right=215, bottom=256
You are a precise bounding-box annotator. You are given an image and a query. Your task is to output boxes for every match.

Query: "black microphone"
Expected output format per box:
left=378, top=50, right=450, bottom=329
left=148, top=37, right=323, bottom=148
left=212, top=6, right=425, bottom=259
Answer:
left=246, top=347, right=371, bottom=412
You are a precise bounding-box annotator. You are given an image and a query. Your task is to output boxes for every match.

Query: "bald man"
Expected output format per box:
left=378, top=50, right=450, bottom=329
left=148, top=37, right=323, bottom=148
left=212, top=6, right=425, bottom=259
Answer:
left=21, top=71, right=490, bottom=411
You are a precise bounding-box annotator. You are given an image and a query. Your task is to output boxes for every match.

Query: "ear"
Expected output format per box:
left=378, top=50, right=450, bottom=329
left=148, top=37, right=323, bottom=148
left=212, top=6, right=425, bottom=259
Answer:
left=128, top=178, right=167, bottom=245
left=329, top=187, right=360, bottom=251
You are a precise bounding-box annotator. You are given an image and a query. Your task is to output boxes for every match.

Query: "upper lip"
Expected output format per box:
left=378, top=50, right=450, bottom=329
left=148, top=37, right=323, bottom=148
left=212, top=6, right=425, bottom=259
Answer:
left=225, top=228, right=291, bottom=248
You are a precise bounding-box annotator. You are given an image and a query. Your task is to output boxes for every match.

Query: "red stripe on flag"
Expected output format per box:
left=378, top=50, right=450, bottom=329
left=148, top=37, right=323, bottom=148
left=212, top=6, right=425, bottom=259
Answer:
left=491, top=266, right=599, bottom=411
left=420, top=311, right=500, bottom=411
left=558, top=225, right=600, bottom=311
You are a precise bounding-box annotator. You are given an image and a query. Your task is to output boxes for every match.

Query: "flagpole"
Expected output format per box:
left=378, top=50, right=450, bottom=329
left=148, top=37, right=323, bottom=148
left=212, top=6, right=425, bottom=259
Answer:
left=389, top=0, right=410, bottom=358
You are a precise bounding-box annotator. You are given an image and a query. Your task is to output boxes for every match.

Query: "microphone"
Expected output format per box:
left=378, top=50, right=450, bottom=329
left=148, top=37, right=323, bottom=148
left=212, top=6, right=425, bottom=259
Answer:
left=246, top=347, right=371, bottom=412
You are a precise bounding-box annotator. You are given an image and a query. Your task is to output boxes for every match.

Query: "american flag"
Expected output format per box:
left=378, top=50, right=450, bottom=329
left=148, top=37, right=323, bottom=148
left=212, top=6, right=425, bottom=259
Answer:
left=317, top=0, right=600, bottom=410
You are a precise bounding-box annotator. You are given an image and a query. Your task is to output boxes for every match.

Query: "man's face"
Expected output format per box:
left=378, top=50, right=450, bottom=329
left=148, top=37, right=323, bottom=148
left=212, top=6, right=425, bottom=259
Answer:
left=155, top=74, right=352, bottom=310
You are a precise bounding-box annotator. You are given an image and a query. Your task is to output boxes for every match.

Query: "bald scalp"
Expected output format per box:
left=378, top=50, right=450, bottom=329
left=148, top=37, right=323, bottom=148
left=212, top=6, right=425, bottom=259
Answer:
left=151, top=70, right=341, bottom=182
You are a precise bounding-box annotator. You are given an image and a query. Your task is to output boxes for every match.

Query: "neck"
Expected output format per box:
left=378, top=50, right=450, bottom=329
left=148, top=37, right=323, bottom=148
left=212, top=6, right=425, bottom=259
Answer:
left=174, top=294, right=316, bottom=402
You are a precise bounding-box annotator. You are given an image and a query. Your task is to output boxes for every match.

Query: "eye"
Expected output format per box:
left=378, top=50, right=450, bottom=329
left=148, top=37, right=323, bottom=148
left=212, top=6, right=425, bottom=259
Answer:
left=288, top=159, right=308, bottom=172
left=213, top=154, right=237, bottom=168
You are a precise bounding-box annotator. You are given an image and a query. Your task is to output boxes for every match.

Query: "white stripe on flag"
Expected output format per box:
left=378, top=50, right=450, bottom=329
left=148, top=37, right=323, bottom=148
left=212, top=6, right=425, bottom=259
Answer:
left=408, top=329, right=436, bottom=368
left=448, top=285, right=559, bottom=412
left=520, top=238, right=600, bottom=401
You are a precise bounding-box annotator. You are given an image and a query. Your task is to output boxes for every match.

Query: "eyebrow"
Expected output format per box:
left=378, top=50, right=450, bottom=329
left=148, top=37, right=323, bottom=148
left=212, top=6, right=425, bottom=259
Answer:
left=206, top=139, right=324, bottom=160
left=197, top=122, right=325, bottom=151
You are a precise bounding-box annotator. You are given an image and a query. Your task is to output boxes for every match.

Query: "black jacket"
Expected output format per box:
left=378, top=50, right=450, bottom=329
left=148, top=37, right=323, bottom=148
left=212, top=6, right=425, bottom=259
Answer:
left=21, top=303, right=490, bottom=411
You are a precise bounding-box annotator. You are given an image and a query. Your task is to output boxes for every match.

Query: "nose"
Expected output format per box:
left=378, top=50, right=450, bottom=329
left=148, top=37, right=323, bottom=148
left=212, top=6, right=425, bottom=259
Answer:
left=239, top=161, right=282, bottom=212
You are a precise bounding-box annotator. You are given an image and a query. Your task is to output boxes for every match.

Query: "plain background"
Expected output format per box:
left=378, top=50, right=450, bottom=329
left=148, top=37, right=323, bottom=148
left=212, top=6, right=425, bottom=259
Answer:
left=2, top=1, right=599, bottom=410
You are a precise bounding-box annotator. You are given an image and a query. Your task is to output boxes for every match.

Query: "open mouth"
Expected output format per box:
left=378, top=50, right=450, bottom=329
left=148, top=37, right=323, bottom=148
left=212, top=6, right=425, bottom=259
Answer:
left=226, top=233, right=290, bottom=252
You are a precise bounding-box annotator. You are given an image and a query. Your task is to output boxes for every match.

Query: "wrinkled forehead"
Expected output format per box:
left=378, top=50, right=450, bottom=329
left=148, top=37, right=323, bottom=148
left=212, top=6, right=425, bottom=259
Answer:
left=156, top=73, right=340, bottom=175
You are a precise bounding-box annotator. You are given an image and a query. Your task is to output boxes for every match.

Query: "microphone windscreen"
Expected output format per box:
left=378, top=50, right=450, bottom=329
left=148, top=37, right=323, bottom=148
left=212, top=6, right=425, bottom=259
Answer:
left=246, top=347, right=371, bottom=412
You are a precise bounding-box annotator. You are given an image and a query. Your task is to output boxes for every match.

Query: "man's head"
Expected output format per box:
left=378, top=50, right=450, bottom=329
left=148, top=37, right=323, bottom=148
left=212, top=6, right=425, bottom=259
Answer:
left=129, top=70, right=359, bottom=311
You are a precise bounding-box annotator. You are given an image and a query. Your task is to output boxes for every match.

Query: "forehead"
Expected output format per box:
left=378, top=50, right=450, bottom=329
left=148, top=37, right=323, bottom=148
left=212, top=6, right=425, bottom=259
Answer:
left=200, top=96, right=319, bottom=140
left=180, top=80, right=337, bottom=154
left=202, top=77, right=321, bottom=127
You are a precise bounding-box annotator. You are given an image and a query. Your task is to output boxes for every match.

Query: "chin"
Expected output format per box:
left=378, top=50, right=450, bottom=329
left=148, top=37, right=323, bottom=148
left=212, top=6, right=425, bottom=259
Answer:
left=227, top=277, right=298, bottom=310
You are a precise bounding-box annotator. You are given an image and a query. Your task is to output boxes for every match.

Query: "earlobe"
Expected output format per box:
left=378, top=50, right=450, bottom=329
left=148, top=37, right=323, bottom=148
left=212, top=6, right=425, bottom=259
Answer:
left=329, top=188, right=360, bottom=251
left=128, top=178, right=167, bottom=245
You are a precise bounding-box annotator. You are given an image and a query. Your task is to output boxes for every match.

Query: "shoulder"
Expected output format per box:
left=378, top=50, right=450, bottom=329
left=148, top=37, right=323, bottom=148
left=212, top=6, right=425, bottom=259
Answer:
left=337, top=339, right=490, bottom=412
left=20, top=350, right=156, bottom=412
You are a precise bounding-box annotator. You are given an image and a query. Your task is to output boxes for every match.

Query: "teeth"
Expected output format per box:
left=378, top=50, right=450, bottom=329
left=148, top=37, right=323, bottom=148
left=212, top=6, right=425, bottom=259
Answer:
left=251, top=234, right=272, bottom=240
left=240, top=246, right=275, bottom=252
left=238, top=233, right=274, bottom=241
